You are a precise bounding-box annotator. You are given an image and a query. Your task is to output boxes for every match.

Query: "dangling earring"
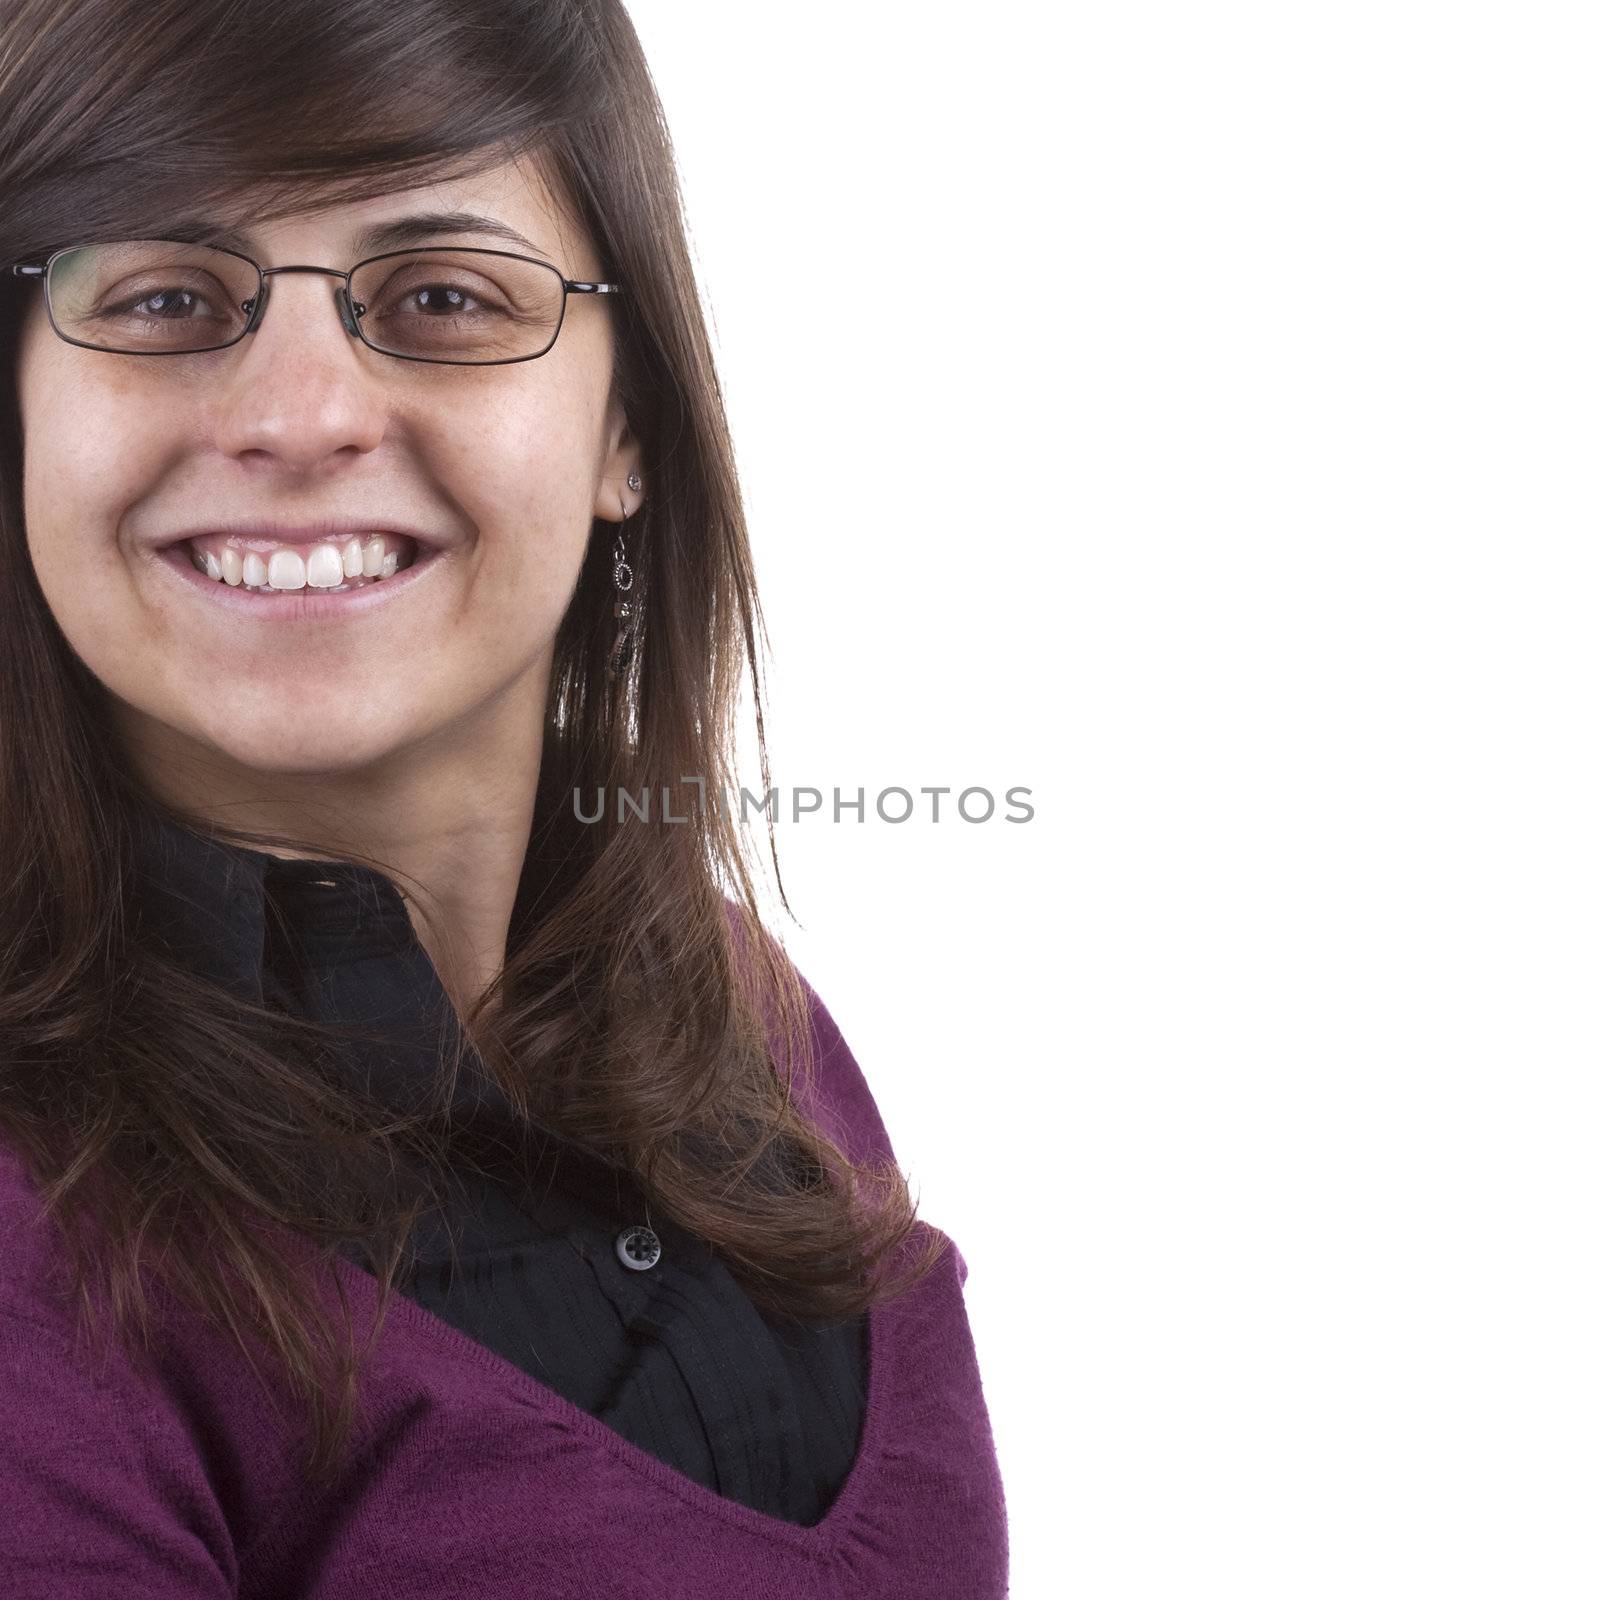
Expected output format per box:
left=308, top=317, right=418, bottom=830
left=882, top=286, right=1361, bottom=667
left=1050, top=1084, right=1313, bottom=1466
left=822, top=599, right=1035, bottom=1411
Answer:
left=607, top=471, right=643, bottom=683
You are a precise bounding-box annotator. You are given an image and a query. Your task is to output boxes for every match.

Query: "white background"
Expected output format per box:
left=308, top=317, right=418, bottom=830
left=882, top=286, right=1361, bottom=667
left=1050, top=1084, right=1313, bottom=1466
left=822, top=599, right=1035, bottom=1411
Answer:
left=627, top=4, right=1597, bottom=1596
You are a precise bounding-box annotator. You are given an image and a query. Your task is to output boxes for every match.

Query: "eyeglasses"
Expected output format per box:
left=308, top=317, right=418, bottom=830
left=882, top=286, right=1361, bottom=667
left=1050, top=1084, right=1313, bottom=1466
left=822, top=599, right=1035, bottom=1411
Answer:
left=8, top=239, right=625, bottom=366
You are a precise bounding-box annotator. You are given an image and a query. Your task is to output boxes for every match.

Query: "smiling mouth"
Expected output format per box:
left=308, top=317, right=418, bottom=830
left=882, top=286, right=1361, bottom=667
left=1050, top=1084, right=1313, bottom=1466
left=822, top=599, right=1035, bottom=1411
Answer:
left=180, top=532, right=420, bottom=593
left=155, top=531, right=450, bottom=620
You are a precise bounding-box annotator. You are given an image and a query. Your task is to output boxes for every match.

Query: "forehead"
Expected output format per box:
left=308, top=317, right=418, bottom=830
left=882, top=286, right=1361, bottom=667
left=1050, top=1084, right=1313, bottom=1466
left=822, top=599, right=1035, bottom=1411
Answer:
left=192, top=153, right=587, bottom=267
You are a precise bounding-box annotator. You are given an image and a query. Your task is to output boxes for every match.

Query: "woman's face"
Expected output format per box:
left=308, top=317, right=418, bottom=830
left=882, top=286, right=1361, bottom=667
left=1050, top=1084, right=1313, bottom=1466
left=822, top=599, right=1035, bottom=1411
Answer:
left=13, top=155, right=639, bottom=788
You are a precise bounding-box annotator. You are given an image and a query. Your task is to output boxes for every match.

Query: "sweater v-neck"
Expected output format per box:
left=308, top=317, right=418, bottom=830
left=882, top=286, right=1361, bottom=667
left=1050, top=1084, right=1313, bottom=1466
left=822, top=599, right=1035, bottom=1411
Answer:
left=320, top=1249, right=892, bottom=1556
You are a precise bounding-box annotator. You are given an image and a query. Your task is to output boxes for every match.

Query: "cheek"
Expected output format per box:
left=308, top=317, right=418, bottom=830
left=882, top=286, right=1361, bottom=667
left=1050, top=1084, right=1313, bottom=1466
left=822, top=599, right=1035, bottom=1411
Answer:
left=435, top=407, right=598, bottom=639
left=23, top=454, right=154, bottom=684
left=14, top=345, right=194, bottom=721
left=19, top=359, right=155, bottom=606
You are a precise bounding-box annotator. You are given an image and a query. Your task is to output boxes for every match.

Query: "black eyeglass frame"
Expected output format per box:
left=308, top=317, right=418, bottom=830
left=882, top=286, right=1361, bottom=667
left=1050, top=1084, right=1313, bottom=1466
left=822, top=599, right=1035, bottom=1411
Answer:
left=8, top=240, right=626, bottom=367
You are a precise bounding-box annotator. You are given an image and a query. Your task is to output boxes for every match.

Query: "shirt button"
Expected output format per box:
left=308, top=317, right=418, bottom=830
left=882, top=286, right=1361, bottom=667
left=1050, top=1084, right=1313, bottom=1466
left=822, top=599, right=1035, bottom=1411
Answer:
left=615, top=1224, right=662, bottom=1271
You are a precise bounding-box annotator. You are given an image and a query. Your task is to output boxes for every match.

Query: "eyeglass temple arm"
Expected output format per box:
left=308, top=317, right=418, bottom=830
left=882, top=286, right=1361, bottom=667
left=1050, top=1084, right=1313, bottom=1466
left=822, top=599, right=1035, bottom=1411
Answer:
left=11, top=264, right=45, bottom=277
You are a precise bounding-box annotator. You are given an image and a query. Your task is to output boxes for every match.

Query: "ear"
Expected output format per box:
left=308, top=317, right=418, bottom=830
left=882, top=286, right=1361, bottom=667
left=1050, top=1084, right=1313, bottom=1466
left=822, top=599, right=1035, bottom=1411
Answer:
left=593, top=393, right=644, bottom=524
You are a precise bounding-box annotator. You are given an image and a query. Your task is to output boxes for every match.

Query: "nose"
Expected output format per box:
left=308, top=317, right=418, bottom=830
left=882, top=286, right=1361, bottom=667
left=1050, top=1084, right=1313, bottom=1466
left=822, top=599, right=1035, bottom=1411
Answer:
left=211, top=268, right=388, bottom=470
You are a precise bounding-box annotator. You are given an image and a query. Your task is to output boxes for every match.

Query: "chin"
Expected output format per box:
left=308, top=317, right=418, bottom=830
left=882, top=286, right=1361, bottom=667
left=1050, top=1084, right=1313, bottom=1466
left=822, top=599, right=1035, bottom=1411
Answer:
left=195, top=714, right=423, bottom=779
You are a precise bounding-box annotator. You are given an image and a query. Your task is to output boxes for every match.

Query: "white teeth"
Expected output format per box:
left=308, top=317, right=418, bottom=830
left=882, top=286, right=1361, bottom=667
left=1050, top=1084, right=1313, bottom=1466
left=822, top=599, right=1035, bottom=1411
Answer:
left=267, top=549, right=306, bottom=590
left=305, top=545, right=345, bottom=588
left=186, top=536, right=417, bottom=594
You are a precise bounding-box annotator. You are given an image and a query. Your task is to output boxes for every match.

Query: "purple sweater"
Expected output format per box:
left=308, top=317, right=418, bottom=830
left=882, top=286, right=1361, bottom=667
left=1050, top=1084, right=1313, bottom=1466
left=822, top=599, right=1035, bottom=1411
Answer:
left=0, top=976, right=1008, bottom=1597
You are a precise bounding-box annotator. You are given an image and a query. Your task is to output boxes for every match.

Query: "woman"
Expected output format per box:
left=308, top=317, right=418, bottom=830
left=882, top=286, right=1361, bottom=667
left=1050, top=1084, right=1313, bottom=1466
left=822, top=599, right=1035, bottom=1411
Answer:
left=0, top=1, right=1007, bottom=1595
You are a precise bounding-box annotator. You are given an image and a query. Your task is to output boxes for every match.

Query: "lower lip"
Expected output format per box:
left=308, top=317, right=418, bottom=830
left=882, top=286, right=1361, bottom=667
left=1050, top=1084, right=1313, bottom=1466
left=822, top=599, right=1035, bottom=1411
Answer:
left=153, top=540, right=451, bottom=620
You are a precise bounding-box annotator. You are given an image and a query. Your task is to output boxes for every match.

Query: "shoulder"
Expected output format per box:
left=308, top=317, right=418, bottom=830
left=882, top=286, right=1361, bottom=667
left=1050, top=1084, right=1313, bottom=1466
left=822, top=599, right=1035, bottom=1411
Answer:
left=0, top=1139, right=73, bottom=1320
left=0, top=1143, right=245, bottom=1594
left=721, top=895, right=898, bottom=1168
left=0, top=1134, right=309, bottom=1565
left=0, top=1137, right=161, bottom=1378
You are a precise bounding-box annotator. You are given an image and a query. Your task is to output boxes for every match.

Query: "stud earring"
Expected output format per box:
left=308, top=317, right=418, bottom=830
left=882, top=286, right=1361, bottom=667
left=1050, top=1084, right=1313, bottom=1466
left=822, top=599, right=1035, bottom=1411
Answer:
left=607, top=483, right=641, bottom=683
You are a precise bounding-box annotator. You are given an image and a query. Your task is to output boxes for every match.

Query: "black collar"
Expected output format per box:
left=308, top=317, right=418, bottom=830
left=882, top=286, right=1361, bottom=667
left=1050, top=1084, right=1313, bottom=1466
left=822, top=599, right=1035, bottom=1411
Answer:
left=129, top=807, right=420, bottom=994
left=127, top=806, right=550, bottom=1130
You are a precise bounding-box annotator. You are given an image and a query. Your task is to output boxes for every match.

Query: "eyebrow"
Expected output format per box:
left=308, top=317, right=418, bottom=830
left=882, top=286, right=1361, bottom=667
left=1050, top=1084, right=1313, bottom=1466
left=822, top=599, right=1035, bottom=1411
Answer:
left=177, top=210, right=552, bottom=262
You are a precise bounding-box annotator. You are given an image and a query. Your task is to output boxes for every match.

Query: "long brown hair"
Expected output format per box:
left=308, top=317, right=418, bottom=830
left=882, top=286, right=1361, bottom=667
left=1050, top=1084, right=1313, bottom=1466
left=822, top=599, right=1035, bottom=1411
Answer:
left=0, top=0, right=941, bottom=1489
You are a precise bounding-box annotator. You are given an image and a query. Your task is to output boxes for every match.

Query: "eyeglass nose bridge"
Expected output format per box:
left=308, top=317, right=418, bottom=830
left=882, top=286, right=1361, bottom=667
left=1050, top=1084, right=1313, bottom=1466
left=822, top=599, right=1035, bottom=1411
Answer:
left=242, top=263, right=366, bottom=342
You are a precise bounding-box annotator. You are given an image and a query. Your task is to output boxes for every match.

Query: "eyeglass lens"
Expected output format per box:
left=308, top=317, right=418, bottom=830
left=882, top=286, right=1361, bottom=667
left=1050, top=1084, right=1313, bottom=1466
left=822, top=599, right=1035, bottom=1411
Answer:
left=44, top=241, right=568, bottom=362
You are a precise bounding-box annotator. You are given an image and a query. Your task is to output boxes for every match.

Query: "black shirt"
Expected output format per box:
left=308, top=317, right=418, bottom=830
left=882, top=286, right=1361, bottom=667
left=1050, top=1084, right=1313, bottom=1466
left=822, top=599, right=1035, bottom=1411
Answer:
left=129, top=809, right=867, bottom=1528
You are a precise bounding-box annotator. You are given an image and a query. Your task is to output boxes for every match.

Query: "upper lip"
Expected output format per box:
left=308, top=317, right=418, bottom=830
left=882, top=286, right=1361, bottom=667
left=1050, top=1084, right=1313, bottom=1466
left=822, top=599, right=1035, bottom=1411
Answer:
left=152, top=518, right=449, bottom=553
